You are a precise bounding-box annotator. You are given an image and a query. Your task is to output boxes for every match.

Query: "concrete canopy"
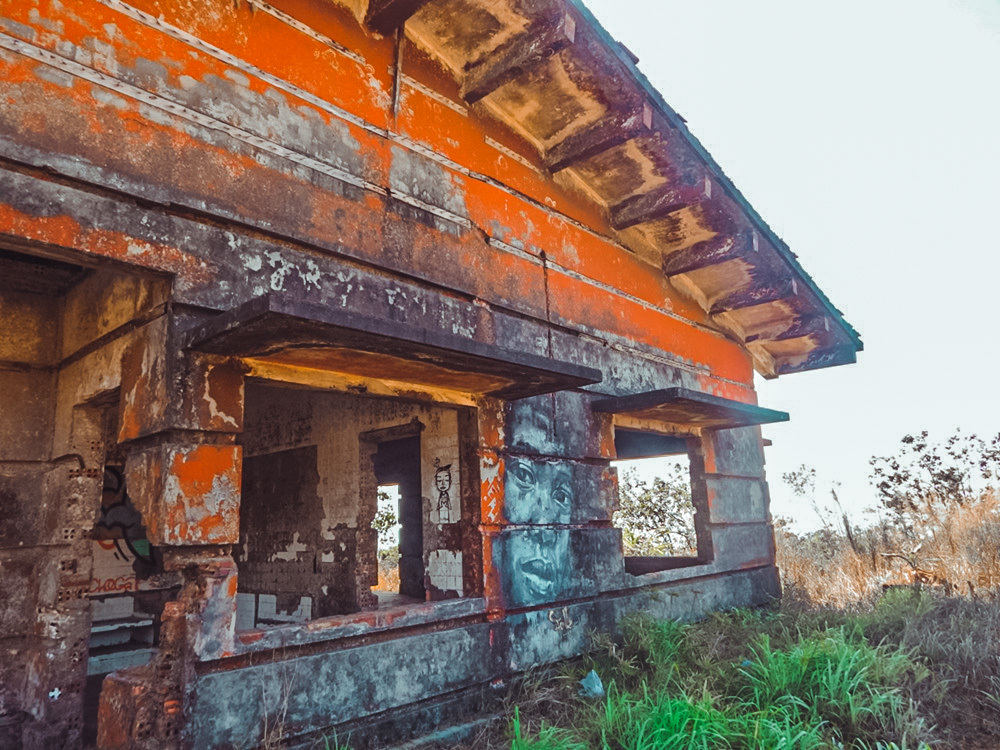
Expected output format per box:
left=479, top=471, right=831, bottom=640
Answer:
left=592, top=387, right=790, bottom=431
left=183, top=292, right=602, bottom=399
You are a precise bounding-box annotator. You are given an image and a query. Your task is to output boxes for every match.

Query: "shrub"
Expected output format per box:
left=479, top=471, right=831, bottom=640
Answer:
left=615, top=467, right=696, bottom=557
left=777, top=431, right=1000, bottom=609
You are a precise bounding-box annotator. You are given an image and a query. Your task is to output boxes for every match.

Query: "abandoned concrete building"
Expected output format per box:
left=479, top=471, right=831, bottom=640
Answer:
left=0, top=0, right=862, bottom=746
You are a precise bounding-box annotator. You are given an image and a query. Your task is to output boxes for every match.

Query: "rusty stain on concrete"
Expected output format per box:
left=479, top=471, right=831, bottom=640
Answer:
left=0, top=0, right=859, bottom=746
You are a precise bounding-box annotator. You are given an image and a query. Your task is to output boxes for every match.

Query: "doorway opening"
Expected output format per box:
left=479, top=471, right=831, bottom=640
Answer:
left=370, top=435, right=425, bottom=605
left=373, top=482, right=402, bottom=594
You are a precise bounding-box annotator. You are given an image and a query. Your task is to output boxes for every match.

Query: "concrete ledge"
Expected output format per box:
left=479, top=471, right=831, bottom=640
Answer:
left=230, top=597, right=488, bottom=656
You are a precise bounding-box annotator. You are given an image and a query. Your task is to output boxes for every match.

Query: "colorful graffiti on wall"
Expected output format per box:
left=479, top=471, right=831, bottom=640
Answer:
left=90, top=466, right=154, bottom=594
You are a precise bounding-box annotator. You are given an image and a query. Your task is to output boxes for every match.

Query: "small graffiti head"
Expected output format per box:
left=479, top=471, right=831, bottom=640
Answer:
left=434, top=458, right=452, bottom=493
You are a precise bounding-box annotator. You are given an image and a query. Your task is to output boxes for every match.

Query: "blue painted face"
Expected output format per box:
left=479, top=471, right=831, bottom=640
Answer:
left=505, top=458, right=572, bottom=525
left=502, top=400, right=574, bottom=605
left=503, top=457, right=573, bottom=605
left=505, top=528, right=570, bottom=605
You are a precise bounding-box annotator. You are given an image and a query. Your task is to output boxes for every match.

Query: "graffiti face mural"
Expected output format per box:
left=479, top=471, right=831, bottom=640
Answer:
left=504, top=528, right=570, bottom=604
left=502, top=401, right=575, bottom=606
left=505, top=458, right=572, bottom=525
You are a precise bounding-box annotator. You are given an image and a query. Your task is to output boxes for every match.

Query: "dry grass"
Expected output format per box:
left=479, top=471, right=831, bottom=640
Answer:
left=765, top=484, right=1000, bottom=747
left=374, top=563, right=399, bottom=592
left=374, top=550, right=400, bottom=592
left=864, top=589, right=1000, bottom=747
left=777, top=489, right=1000, bottom=610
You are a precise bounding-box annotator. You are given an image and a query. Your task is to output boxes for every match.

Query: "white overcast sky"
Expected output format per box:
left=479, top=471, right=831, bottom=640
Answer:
left=586, top=0, right=1000, bottom=526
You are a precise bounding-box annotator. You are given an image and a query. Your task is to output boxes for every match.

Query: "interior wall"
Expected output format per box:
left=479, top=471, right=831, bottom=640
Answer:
left=238, top=384, right=474, bottom=626
left=0, top=256, right=170, bottom=748
left=0, top=287, right=61, bottom=747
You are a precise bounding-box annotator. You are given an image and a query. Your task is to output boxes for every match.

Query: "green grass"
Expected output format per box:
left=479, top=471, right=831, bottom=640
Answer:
left=319, top=589, right=998, bottom=749
left=494, top=591, right=1000, bottom=750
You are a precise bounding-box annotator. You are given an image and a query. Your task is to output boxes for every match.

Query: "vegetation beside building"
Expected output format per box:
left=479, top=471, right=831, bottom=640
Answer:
left=465, top=431, right=1000, bottom=750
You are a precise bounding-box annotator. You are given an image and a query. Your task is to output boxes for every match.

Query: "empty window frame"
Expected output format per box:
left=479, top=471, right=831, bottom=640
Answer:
left=612, top=429, right=711, bottom=576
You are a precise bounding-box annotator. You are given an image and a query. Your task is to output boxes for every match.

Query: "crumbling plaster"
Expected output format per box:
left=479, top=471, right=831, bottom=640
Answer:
left=0, top=0, right=813, bottom=746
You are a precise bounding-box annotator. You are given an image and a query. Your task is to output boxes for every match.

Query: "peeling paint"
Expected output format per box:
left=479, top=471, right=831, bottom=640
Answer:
left=0, top=0, right=836, bottom=745
left=270, top=531, right=308, bottom=562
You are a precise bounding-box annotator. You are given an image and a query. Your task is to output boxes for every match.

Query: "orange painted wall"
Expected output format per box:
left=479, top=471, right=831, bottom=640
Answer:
left=0, top=0, right=755, bottom=390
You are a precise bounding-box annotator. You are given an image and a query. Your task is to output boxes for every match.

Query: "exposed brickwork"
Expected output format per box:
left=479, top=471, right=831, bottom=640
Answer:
left=0, top=0, right=850, bottom=745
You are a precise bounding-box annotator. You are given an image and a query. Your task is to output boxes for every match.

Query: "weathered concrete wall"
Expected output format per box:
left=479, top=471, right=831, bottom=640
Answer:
left=0, top=261, right=174, bottom=747
left=0, top=0, right=786, bottom=747
left=187, top=566, right=778, bottom=748
left=0, top=0, right=755, bottom=394
left=236, top=385, right=478, bottom=621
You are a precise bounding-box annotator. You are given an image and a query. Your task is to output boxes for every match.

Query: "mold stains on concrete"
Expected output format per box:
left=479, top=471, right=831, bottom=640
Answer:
left=0, top=0, right=855, bottom=745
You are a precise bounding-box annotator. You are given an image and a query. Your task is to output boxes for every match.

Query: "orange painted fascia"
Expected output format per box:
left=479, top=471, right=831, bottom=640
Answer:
left=545, top=269, right=755, bottom=385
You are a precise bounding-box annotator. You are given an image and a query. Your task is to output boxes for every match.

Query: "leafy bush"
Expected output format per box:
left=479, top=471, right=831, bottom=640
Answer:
left=614, top=467, right=696, bottom=557
left=372, top=487, right=399, bottom=547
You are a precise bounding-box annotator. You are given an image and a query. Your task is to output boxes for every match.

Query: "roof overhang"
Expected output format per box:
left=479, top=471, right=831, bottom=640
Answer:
left=356, top=0, right=862, bottom=378
left=592, top=387, right=788, bottom=431
left=181, top=293, right=601, bottom=400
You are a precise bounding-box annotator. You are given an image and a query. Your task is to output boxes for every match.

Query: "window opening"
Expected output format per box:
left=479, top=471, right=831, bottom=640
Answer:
left=615, top=455, right=696, bottom=556
left=235, top=384, right=480, bottom=631
left=612, top=431, right=707, bottom=576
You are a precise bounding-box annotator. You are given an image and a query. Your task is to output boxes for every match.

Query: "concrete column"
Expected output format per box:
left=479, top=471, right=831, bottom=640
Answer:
left=699, top=426, right=777, bottom=574
left=476, top=396, right=506, bottom=615
left=99, top=315, right=246, bottom=749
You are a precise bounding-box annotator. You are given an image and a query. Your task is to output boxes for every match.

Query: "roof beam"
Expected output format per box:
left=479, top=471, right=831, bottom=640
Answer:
left=661, top=230, right=757, bottom=277
left=364, top=0, right=430, bottom=35
left=746, top=314, right=831, bottom=343
left=776, top=344, right=857, bottom=375
left=746, top=341, right=779, bottom=379
left=460, top=13, right=577, bottom=104
left=545, top=103, right=653, bottom=172
left=610, top=174, right=712, bottom=230
left=709, top=278, right=797, bottom=315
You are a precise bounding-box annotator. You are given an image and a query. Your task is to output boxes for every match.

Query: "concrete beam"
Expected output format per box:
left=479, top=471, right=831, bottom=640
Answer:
left=544, top=103, right=653, bottom=173
left=709, top=278, right=797, bottom=315
left=461, top=13, right=577, bottom=104
left=610, top=174, right=712, bottom=230
left=745, top=313, right=831, bottom=343
left=661, top=230, right=756, bottom=277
